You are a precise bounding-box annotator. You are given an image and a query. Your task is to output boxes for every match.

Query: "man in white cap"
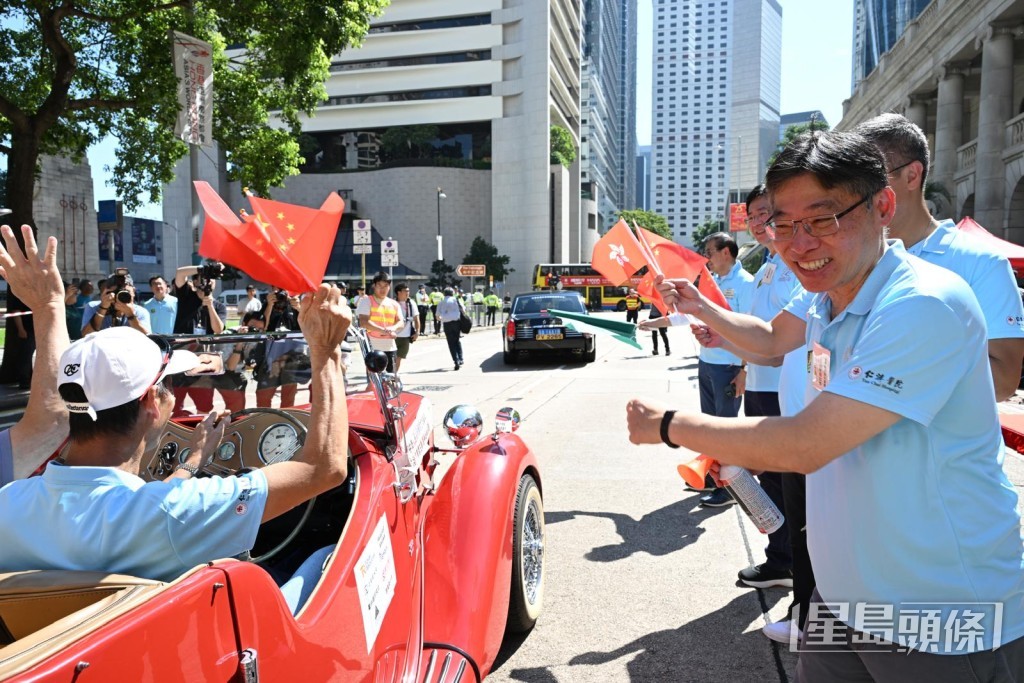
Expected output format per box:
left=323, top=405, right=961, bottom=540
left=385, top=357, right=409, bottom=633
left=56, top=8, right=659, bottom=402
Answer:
left=0, top=284, right=350, bottom=586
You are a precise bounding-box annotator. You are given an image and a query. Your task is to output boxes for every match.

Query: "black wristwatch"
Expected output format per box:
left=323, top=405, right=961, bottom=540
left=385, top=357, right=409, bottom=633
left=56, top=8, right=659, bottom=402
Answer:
left=660, top=410, right=679, bottom=449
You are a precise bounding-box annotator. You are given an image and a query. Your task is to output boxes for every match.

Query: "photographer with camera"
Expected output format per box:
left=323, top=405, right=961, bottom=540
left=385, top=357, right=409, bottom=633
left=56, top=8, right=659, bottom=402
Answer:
left=81, top=270, right=151, bottom=336
left=170, top=264, right=227, bottom=415
left=258, top=290, right=305, bottom=408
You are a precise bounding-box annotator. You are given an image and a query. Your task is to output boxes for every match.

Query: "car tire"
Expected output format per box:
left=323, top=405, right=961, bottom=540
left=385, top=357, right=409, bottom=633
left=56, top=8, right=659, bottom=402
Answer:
left=584, top=344, right=596, bottom=363
left=503, top=348, right=516, bottom=364
left=616, top=300, right=627, bottom=312
left=507, top=473, right=544, bottom=633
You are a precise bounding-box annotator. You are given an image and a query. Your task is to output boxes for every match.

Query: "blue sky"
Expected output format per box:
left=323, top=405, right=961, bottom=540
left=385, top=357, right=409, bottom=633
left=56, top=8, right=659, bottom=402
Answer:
left=85, top=0, right=855, bottom=218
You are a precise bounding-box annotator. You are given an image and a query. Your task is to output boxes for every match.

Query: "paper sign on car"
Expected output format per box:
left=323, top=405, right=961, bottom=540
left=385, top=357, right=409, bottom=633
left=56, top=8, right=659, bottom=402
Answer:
left=354, top=515, right=397, bottom=652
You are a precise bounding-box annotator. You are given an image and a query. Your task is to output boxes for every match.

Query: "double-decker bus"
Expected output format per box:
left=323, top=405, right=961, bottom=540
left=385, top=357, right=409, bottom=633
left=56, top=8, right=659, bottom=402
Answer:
left=532, top=264, right=648, bottom=311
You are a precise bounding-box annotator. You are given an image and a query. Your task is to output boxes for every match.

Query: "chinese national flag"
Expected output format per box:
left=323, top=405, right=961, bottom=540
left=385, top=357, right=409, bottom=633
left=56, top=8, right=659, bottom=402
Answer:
left=695, top=265, right=731, bottom=310
left=634, top=226, right=707, bottom=311
left=195, top=182, right=344, bottom=293
left=591, top=219, right=648, bottom=285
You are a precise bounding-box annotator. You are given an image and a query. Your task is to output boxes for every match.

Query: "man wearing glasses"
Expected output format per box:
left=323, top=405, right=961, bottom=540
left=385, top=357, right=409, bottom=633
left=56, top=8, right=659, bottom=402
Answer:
left=627, top=131, right=1024, bottom=676
left=0, top=286, right=351, bottom=595
left=855, top=113, right=1024, bottom=400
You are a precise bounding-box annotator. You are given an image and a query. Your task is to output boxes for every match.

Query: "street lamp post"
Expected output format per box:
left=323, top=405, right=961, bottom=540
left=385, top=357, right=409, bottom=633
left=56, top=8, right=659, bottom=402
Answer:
left=436, top=187, right=447, bottom=262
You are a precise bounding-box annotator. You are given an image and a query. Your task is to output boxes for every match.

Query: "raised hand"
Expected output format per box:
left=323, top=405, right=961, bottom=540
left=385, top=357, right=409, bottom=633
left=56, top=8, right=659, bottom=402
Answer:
left=298, top=284, right=352, bottom=352
left=0, top=225, right=64, bottom=310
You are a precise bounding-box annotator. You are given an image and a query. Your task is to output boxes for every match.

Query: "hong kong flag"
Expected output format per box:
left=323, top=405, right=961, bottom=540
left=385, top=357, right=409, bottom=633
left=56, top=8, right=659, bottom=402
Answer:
left=591, top=219, right=648, bottom=285
left=195, top=182, right=344, bottom=293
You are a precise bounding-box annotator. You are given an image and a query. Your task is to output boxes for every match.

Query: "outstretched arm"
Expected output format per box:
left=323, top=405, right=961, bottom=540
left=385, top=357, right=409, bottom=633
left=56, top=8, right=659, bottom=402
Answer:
left=0, top=225, right=71, bottom=477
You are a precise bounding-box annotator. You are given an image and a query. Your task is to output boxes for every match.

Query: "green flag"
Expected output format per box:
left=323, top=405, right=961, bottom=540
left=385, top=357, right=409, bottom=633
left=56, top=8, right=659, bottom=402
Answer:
left=548, top=309, right=643, bottom=350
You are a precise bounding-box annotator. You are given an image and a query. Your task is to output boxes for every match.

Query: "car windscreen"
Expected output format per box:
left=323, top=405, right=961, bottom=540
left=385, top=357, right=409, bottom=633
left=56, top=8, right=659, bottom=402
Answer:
left=513, top=295, right=586, bottom=315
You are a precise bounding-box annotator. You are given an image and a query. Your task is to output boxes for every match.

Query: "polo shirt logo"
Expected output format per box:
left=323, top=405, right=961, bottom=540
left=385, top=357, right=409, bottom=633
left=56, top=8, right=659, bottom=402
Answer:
left=63, top=364, right=80, bottom=376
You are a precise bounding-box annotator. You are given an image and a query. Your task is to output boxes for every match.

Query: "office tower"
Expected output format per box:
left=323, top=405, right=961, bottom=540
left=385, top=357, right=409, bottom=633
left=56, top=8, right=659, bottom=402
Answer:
left=649, top=0, right=782, bottom=243
left=852, top=0, right=931, bottom=86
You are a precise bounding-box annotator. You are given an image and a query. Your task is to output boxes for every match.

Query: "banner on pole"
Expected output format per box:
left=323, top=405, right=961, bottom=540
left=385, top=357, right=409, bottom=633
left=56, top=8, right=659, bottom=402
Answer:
left=172, top=31, right=213, bottom=147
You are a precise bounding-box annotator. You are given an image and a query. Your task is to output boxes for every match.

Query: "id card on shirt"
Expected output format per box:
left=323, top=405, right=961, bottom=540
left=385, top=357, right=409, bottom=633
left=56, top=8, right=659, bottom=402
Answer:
left=760, top=263, right=776, bottom=286
left=811, top=342, right=831, bottom=391
left=193, top=325, right=206, bottom=335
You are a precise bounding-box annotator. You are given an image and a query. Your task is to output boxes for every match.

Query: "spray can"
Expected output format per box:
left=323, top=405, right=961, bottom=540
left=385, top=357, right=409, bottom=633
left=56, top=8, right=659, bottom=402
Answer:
left=718, top=464, right=784, bottom=534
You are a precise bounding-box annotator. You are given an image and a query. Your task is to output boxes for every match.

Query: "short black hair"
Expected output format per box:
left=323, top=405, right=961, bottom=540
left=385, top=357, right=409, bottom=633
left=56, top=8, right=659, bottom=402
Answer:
left=149, top=275, right=166, bottom=287
left=242, top=311, right=264, bottom=325
left=704, top=232, right=738, bottom=258
left=246, top=284, right=255, bottom=291
left=394, top=282, right=409, bottom=293
left=853, top=112, right=930, bottom=186
left=745, top=184, right=767, bottom=211
left=371, top=271, right=391, bottom=285
left=59, top=383, right=148, bottom=440
left=765, top=130, right=888, bottom=204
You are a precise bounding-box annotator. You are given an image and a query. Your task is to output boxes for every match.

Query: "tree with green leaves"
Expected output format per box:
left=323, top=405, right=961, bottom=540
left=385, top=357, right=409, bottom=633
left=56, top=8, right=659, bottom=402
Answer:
left=427, top=260, right=459, bottom=290
left=550, top=125, right=576, bottom=168
left=462, top=236, right=513, bottom=283
left=768, top=119, right=833, bottom=167
left=617, top=209, right=671, bottom=239
left=0, top=0, right=388, bottom=230
left=691, top=216, right=724, bottom=253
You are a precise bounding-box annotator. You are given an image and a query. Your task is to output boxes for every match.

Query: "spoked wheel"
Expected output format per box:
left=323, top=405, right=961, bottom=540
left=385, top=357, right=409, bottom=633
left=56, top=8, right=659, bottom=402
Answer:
left=507, top=474, right=545, bottom=632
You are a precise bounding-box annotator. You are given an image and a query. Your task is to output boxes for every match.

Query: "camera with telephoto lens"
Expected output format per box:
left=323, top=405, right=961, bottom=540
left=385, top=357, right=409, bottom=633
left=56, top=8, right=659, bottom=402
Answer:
left=197, top=262, right=224, bottom=280
left=109, top=273, right=133, bottom=305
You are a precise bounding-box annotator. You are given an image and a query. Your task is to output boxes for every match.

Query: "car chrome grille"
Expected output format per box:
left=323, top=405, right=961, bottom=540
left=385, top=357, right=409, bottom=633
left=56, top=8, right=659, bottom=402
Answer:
left=514, top=320, right=584, bottom=339
left=372, top=645, right=480, bottom=683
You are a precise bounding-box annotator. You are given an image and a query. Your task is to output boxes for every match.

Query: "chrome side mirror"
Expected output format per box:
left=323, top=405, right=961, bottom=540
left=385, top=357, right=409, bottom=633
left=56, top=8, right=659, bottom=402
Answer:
left=383, top=374, right=403, bottom=401
left=495, top=407, right=521, bottom=433
left=443, top=404, right=483, bottom=448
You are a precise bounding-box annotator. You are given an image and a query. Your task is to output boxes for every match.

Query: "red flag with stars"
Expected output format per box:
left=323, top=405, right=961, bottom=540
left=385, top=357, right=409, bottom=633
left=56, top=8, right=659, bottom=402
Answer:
left=194, top=182, right=344, bottom=292
left=695, top=265, right=731, bottom=310
left=633, top=226, right=707, bottom=311
left=590, top=219, right=648, bottom=285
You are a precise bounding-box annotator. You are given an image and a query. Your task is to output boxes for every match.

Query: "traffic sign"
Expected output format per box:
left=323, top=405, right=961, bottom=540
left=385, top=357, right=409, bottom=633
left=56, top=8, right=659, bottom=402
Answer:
left=353, top=244, right=372, bottom=254
left=353, top=230, right=371, bottom=245
left=456, top=264, right=486, bottom=277
left=354, top=219, right=371, bottom=231
left=381, top=253, right=399, bottom=267
left=381, top=239, right=398, bottom=253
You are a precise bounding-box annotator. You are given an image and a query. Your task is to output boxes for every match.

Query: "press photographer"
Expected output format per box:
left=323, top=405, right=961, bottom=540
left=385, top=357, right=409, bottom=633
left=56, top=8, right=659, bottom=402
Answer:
left=170, top=263, right=227, bottom=415
left=81, top=269, right=151, bottom=335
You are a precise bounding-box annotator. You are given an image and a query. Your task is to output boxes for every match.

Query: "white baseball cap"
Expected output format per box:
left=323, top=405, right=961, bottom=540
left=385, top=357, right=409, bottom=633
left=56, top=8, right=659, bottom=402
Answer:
left=59, top=327, right=200, bottom=419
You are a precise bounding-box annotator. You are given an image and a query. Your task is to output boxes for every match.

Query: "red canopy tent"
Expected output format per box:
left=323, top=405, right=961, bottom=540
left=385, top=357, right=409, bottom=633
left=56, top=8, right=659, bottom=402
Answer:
left=956, top=216, right=1024, bottom=275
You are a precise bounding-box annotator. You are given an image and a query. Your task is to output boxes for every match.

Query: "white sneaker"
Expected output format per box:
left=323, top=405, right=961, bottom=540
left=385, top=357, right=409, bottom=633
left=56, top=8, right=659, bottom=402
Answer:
left=762, top=619, right=803, bottom=645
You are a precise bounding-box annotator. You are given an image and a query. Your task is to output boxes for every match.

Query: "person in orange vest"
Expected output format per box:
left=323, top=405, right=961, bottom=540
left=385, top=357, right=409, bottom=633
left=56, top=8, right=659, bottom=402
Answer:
left=356, top=271, right=404, bottom=374
left=624, top=289, right=642, bottom=324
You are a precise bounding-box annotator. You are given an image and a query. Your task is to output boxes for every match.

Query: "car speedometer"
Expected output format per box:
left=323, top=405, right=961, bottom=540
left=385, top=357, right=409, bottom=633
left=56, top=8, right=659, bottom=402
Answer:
left=257, top=423, right=301, bottom=465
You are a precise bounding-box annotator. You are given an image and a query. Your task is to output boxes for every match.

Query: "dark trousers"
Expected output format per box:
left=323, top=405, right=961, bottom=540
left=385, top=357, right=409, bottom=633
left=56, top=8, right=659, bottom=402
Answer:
left=442, top=320, right=463, bottom=364
left=783, top=471, right=815, bottom=630
left=698, top=360, right=742, bottom=418
left=432, top=306, right=440, bottom=334
left=744, top=390, right=791, bottom=571
left=418, top=305, right=429, bottom=333
left=486, top=306, right=497, bottom=325
left=651, top=327, right=670, bottom=352
left=626, top=309, right=639, bottom=324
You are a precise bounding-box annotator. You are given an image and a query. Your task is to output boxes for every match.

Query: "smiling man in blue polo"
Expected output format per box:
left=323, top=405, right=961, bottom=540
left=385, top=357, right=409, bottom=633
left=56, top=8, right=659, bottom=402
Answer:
left=627, top=130, right=1024, bottom=679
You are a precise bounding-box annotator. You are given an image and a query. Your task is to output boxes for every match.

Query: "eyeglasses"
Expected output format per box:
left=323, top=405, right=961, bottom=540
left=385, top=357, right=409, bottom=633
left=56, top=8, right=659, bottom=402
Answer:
left=143, top=335, right=174, bottom=397
left=746, top=212, right=771, bottom=234
left=886, top=160, right=915, bottom=176
left=767, top=195, right=872, bottom=241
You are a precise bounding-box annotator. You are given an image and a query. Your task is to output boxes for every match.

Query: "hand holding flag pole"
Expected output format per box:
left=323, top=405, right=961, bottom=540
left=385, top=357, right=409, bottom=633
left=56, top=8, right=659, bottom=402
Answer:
left=630, top=222, right=698, bottom=326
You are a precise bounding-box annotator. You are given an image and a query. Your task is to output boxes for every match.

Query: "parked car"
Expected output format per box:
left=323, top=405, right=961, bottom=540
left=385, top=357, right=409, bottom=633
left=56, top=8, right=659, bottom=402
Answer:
left=502, top=290, right=596, bottom=363
left=0, top=328, right=545, bottom=682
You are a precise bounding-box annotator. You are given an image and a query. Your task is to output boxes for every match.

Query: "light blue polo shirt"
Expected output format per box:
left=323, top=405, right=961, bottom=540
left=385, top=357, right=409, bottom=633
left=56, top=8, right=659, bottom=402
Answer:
left=0, top=464, right=268, bottom=582
left=143, top=295, right=179, bottom=335
left=906, top=219, right=1024, bottom=341
left=747, top=253, right=803, bottom=392
left=0, top=429, right=12, bottom=487
left=699, top=260, right=754, bottom=366
left=802, top=242, right=1024, bottom=653
left=777, top=289, right=811, bottom=417
left=81, top=301, right=152, bottom=334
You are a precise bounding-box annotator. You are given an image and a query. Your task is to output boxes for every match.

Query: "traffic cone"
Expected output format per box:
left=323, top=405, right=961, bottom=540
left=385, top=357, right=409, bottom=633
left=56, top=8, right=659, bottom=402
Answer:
left=677, top=454, right=715, bottom=490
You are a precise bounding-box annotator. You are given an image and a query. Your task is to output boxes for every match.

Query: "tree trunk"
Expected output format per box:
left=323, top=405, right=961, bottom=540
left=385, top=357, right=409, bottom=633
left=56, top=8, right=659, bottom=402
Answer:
left=0, top=130, right=42, bottom=384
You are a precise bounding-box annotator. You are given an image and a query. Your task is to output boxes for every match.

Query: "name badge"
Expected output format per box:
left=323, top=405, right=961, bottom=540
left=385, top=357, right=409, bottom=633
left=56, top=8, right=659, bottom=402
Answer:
left=193, top=325, right=206, bottom=335
left=811, top=342, right=831, bottom=391
left=723, top=288, right=735, bottom=300
left=760, top=263, right=776, bottom=286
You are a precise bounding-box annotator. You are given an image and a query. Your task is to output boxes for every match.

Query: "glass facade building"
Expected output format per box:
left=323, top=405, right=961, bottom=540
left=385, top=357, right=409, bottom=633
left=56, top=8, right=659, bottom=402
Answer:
left=852, top=0, right=931, bottom=86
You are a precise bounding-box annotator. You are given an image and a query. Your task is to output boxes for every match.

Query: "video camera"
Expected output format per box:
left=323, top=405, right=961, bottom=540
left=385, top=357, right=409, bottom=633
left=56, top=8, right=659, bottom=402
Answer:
left=195, top=262, right=224, bottom=296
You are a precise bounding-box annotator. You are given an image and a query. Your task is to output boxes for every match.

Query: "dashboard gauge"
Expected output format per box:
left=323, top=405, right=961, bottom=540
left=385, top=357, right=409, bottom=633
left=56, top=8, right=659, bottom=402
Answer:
left=217, top=441, right=236, bottom=461
left=258, top=423, right=301, bottom=465
left=177, top=447, right=191, bottom=465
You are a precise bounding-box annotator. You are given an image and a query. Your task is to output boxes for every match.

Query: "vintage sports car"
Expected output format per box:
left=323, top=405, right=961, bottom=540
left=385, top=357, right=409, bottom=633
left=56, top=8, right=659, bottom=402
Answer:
left=0, top=328, right=545, bottom=682
left=503, top=291, right=596, bottom=364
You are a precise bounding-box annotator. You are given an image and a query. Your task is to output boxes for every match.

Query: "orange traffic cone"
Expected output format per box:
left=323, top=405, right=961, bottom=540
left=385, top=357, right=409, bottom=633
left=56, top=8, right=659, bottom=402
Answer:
left=677, top=454, right=715, bottom=490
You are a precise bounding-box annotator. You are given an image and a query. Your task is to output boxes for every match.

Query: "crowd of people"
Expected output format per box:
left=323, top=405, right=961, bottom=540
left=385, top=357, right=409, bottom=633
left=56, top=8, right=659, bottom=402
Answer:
left=630, top=116, right=1024, bottom=679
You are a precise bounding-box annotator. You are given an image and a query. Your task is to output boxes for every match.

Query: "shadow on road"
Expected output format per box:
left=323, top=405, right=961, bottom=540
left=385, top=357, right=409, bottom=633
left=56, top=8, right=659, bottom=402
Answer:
left=545, top=496, right=732, bottom=562
left=479, top=352, right=591, bottom=373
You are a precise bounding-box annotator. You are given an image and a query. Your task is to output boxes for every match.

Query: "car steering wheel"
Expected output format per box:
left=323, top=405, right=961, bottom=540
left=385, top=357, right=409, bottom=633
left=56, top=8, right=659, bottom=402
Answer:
left=226, top=407, right=315, bottom=565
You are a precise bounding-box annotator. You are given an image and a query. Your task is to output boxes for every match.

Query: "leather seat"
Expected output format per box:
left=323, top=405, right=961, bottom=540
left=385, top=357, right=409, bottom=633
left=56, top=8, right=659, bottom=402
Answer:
left=0, top=570, right=160, bottom=646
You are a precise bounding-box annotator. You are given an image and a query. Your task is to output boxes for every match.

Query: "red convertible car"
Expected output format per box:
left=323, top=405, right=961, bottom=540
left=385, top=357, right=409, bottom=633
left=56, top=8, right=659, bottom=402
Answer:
left=0, top=329, right=545, bottom=682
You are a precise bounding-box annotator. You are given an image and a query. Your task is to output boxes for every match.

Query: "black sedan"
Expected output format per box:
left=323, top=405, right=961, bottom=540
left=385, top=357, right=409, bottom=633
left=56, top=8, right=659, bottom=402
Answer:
left=502, top=291, right=596, bottom=364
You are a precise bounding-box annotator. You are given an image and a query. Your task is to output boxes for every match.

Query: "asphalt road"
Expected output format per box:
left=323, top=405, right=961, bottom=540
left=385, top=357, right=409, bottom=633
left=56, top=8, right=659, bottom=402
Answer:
left=393, top=313, right=1024, bottom=683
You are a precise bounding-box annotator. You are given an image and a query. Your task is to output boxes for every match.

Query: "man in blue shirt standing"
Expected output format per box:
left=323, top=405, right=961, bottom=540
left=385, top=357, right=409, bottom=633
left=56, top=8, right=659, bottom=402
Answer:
left=143, top=275, right=178, bottom=335
left=694, top=231, right=753, bottom=507
left=628, top=130, right=1024, bottom=677
left=0, top=224, right=71, bottom=488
